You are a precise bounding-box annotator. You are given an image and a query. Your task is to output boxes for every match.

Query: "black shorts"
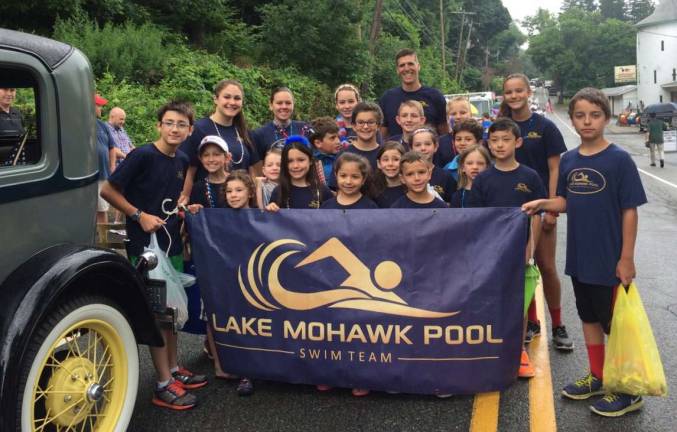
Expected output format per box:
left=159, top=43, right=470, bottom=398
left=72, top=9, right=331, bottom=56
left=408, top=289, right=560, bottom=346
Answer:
left=571, top=277, right=617, bottom=334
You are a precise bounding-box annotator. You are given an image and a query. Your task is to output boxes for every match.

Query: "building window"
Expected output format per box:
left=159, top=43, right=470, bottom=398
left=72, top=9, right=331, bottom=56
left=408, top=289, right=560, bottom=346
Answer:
left=654, top=70, right=657, bottom=84
left=673, top=68, right=676, bottom=82
left=660, top=95, right=663, bottom=102
left=661, top=40, right=665, bottom=51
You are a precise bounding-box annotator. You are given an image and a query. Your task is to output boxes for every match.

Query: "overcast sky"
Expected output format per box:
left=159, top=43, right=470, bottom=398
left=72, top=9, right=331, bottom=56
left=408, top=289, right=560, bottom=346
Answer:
left=502, top=1, right=563, bottom=27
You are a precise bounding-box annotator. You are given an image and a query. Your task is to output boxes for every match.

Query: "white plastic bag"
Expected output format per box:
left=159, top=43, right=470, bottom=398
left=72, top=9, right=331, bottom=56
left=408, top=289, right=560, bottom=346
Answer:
left=144, top=232, right=195, bottom=328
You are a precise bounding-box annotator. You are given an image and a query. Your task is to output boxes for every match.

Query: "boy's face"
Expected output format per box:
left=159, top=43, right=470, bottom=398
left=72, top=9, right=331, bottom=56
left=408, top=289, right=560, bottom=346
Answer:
left=377, top=149, right=402, bottom=179
left=570, top=99, right=609, bottom=142
left=411, top=132, right=438, bottom=161
left=262, top=152, right=281, bottom=181
left=396, top=106, right=425, bottom=134
left=157, top=110, right=192, bottom=147
left=354, top=111, right=379, bottom=142
left=314, top=132, right=341, bottom=155
left=449, top=101, right=472, bottom=123
left=400, top=160, right=431, bottom=193
left=454, top=130, right=479, bottom=153
left=488, top=130, right=521, bottom=162
left=503, top=78, right=531, bottom=112
left=199, top=144, right=229, bottom=174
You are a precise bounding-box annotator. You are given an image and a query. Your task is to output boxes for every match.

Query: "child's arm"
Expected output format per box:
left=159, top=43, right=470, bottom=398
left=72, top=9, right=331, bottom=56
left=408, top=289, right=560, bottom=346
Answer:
left=179, top=165, right=197, bottom=206
left=255, top=177, right=265, bottom=210
left=100, top=181, right=166, bottom=233
left=543, top=155, right=561, bottom=228
left=616, top=207, right=639, bottom=286
left=521, top=196, right=566, bottom=216
left=526, top=215, right=542, bottom=264
left=265, top=202, right=280, bottom=212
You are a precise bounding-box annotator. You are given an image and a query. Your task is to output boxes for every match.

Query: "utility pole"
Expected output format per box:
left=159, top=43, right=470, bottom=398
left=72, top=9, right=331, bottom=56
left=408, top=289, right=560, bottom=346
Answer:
left=440, top=0, right=446, bottom=73
left=361, top=0, right=384, bottom=95
left=449, top=11, right=476, bottom=82
left=458, top=20, right=473, bottom=87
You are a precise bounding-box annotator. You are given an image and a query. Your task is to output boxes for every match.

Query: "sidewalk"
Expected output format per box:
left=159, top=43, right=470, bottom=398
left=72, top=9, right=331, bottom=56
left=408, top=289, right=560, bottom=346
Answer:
left=606, top=120, right=641, bottom=135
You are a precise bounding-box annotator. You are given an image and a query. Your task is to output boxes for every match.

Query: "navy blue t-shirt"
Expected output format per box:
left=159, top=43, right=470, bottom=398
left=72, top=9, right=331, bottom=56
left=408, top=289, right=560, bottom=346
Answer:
left=108, top=143, right=189, bottom=256
left=344, top=144, right=380, bottom=171
left=251, top=120, right=307, bottom=160
left=391, top=194, right=448, bottom=209
left=433, top=133, right=455, bottom=168
left=450, top=188, right=471, bottom=208
left=379, top=86, right=447, bottom=137
left=179, top=117, right=259, bottom=180
left=321, top=195, right=378, bottom=209
left=430, top=166, right=457, bottom=202
left=514, top=113, right=567, bottom=193
left=189, top=179, right=227, bottom=209
left=469, top=164, right=546, bottom=208
left=375, top=185, right=407, bottom=208
left=557, top=144, right=647, bottom=286
left=385, top=134, right=411, bottom=151
left=271, top=184, right=334, bottom=209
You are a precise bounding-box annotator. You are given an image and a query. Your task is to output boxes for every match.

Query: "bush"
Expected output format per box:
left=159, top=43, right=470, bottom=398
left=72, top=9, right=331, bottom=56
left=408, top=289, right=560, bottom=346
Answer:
left=53, top=15, right=168, bottom=84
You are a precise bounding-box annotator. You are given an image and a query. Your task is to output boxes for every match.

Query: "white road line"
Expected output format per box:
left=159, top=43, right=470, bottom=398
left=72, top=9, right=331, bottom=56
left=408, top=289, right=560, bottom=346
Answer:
left=549, top=111, right=677, bottom=190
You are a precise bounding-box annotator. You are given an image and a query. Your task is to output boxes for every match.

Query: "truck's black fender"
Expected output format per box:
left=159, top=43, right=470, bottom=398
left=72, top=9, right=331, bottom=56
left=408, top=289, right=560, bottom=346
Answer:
left=0, top=243, right=163, bottom=422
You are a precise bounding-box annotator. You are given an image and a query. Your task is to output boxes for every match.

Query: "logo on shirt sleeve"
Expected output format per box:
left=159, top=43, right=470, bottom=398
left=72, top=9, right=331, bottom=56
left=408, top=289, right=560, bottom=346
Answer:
left=515, top=183, right=532, bottom=193
left=567, top=168, right=606, bottom=194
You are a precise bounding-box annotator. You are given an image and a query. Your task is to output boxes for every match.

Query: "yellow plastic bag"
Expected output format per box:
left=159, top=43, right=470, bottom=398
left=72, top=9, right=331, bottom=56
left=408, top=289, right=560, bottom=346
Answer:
left=603, top=283, right=668, bottom=396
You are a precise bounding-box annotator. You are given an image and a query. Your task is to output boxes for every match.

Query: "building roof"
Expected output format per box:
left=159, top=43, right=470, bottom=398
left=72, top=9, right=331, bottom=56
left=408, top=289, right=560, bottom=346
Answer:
left=636, top=0, right=677, bottom=29
left=601, top=85, right=637, bottom=97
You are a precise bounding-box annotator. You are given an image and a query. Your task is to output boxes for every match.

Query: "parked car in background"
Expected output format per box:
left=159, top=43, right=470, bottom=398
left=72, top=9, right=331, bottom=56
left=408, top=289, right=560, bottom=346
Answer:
left=638, top=102, right=677, bottom=131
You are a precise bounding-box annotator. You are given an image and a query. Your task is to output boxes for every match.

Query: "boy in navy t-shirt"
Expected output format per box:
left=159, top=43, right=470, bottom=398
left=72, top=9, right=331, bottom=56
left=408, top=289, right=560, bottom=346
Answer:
left=391, top=151, right=447, bottom=209
left=469, top=118, right=545, bottom=379
left=523, top=88, right=647, bottom=417
left=101, top=101, right=207, bottom=411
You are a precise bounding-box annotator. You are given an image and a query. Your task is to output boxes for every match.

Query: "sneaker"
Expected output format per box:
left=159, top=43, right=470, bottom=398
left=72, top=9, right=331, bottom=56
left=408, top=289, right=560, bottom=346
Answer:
left=552, top=326, right=574, bottom=351
left=661, top=159, right=664, bottom=168
left=152, top=380, right=197, bottom=410
left=316, top=384, right=333, bottom=391
left=561, top=373, right=604, bottom=400
left=237, top=377, right=254, bottom=396
left=172, top=367, right=208, bottom=390
left=590, top=393, right=644, bottom=417
left=435, top=393, right=453, bottom=399
left=351, top=388, right=370, bottom=397
left=518, top=349, right=535, bottom=378
left=524, top=320, right=541, bottom=344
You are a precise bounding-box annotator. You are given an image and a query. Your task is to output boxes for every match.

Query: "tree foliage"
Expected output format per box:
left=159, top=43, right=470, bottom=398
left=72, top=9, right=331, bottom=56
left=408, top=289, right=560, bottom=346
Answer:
left=526, top=7, right=637, bottom=97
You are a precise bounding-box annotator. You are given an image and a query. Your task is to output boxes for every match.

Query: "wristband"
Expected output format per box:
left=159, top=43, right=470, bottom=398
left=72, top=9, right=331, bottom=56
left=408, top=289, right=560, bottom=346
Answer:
left=130, top=209, right=142, bottom=221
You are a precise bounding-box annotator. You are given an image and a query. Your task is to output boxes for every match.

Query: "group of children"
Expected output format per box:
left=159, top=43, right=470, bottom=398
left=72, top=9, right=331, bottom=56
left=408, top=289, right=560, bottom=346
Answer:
left=100, top=73, right=648, bottom=418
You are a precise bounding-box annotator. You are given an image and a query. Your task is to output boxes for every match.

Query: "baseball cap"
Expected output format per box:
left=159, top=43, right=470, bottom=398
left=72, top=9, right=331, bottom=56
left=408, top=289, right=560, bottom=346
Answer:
left=199, top=135, right=229, bottom=153
left=94, top=94, right=108, bottom=106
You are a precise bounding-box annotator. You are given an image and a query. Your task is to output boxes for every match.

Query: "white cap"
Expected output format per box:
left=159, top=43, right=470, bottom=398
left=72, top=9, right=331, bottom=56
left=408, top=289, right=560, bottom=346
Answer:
left=199, top=135, right=229, bottom=153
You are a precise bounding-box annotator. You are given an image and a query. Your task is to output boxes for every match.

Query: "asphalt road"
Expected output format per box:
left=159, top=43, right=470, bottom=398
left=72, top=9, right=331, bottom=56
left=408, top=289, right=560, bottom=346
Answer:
left=128, top=108, right=677, bottom=431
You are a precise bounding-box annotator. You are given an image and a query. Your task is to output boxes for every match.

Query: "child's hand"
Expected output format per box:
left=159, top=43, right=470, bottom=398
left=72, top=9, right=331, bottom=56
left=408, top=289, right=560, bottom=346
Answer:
left=521, top=199, right=543, bottom=216
left=265, top=203, right=280, bottom=212
left=187, top=204, right=203, bottom=215
left=616, top=256, right=636, bottom=286
left=178, top=193, right=190, bottom=207
left=542, top=212, right=558, bottom=230
left=139, top=212, right=165, bottom=233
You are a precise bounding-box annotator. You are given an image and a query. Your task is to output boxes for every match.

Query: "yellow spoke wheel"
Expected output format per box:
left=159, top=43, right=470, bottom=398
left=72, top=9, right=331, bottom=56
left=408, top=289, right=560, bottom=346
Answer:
left=20, top=298, right=138, bottom=432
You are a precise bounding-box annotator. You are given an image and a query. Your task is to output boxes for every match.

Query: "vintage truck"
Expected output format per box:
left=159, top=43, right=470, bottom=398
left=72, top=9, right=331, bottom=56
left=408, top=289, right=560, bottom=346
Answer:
left=0, top=28, right=163, bottom=431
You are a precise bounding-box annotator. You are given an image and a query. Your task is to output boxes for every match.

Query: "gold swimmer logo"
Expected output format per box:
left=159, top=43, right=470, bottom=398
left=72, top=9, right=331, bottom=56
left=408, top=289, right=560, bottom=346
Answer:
left=238, top=237, right=458, bottom=318
left=514, top=183, right=532, bottom=193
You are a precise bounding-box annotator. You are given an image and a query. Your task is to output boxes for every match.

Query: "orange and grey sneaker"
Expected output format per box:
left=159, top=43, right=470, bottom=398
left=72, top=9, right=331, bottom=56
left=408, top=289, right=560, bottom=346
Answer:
left=518, top=349, right=535, bottom=378
left=152, top=380, right=197, bottom=410
left=352, top=388, right=370, bottom=397
left=172, top=367, right=208, bottom=389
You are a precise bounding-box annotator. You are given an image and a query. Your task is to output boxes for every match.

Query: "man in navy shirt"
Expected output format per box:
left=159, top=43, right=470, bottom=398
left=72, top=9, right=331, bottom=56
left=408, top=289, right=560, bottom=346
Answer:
left=94, top=94, right=115, bottom=224
left=379, top=49, right=448, bottom=138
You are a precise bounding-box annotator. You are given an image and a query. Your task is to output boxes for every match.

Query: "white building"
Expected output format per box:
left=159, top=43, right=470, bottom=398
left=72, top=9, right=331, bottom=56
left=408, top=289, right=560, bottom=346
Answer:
left=636, top=0, right=677, bottom=106
left=601, top=85, right=638, bottom=116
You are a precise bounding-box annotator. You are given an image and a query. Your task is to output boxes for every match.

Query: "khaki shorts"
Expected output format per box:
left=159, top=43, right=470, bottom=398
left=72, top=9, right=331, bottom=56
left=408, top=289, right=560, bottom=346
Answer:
left=97, top=180, right=110, bottom=212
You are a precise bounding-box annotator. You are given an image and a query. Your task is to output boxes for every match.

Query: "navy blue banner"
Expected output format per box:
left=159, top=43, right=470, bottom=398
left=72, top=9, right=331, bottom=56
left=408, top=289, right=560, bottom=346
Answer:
left=187, top=208, right=527, bottom=395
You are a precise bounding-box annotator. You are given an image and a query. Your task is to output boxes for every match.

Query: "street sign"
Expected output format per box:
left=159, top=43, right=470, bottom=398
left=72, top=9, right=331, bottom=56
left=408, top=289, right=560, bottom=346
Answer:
left=615, top=65, right=637, bottom=83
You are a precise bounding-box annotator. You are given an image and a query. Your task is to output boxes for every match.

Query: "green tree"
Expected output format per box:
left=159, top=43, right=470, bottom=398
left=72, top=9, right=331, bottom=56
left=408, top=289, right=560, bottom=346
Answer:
left=600, top=0, right=625, bottom=19
left=626, top=0, right=655, bottom=23
left=561, top=0, right=598, bottom=12
left=257, top=0, right=369, bottom=88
